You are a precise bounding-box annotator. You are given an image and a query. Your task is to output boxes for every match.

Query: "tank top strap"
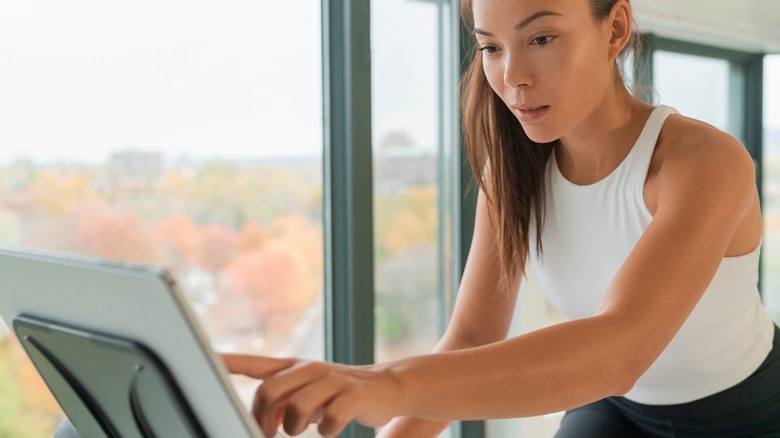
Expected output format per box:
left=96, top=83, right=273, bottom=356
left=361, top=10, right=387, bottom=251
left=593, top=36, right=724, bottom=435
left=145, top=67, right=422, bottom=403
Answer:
left=623, top=105, right=679, bottom=184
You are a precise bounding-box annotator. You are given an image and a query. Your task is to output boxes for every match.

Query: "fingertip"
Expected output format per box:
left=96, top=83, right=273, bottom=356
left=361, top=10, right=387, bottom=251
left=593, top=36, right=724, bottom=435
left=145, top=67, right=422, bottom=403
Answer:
left=219, top=353, right=243, bottom=373
left=318, top=412, right=349, bottom=438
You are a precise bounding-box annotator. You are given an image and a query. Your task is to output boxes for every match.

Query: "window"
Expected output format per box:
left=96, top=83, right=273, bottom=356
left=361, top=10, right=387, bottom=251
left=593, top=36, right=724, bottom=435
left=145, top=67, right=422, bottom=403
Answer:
left=371, top=0, right=454, bottom=363
left=653, top=51, right=736, bottom=135
left=371, top=0, right=460, bottom=435
left=763, top=55, right=780, bottom=324
left=0, top=2, right=323, bottom=436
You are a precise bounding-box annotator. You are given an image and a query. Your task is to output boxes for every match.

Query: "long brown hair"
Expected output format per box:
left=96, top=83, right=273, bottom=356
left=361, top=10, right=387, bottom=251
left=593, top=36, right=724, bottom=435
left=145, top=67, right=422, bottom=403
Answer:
left=459, top=0, right=635, bottom=291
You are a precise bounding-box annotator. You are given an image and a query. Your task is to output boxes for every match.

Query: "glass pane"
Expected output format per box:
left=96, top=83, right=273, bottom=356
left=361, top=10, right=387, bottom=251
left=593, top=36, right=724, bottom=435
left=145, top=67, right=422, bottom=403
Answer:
left=0, top=2, right=324, bottom=436
left=653, top=51, right=734, bottom=134
left=763, top=55, right=780, bottom=325
left=372, top=0, right=452, bottom=364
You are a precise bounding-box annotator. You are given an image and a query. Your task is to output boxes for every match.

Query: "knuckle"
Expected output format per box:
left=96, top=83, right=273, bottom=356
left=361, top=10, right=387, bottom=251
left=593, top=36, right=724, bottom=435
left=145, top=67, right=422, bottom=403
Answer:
left=300, top=360, right=328, bottom=375
left=283, top=400, right=315, bottom=436
left=255, top=382, right=277, bottom=404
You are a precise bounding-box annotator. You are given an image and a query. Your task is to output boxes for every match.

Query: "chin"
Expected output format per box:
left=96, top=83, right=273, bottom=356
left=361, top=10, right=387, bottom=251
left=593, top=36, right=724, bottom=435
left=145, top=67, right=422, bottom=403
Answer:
left=520, top=125, right=559, bottom=144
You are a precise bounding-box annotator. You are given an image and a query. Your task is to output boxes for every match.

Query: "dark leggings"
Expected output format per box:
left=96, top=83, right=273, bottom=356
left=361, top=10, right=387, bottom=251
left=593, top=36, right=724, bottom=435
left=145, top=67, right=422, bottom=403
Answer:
left=556, top=325, right=780, bottom=438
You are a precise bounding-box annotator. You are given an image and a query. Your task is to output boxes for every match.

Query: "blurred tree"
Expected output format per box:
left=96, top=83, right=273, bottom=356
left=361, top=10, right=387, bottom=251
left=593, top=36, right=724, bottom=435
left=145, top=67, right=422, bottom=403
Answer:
left=374, top=184, right=439, bottom=359
left=0, top=158, right=328, bottom=436
left=236, top=221, right=266, bottom=253
left=267, top=215, right=324, bottom=277
left=199, top=224, right=238, bottom=273
left=12, top=339, right=62, bottom=418
left=156, top=215, right=204, bottom=269
left=0, top=209, right=21, bottom=245
left=25, top=170, right=98, bottom=217
left=221, top=239, right=317, bottom=338
left=375, top=185, right=437, bottom=256
left=234, top=245, right=303, bottom=308
left=65, top=202, right=166, bottom=265
left=0, top=336, right=61, bottom=438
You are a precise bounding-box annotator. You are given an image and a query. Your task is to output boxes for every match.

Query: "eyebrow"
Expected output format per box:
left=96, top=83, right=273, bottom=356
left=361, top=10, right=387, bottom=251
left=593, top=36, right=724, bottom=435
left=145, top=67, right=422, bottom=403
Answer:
left=473, top=10, right=563, bottom=37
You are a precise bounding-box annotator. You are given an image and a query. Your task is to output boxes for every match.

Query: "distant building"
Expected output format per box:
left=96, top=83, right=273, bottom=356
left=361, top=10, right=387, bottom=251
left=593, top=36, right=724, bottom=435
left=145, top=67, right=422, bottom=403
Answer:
left=375, top=130, right=437, bottom=187
left=109, top=150, right=164, bottom=196
left=110, top=150, right=163, bottom=181
left=375, top=152, right=437, bottom=187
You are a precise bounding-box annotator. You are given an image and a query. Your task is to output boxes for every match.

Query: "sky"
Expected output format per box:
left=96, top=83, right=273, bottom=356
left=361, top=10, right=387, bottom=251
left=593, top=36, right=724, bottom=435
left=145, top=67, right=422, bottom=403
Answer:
left=0, top=0, right=440, bottom=165
left=0, top=2, right=777, bottom=166
left=0, top=1, right=326, bottom=164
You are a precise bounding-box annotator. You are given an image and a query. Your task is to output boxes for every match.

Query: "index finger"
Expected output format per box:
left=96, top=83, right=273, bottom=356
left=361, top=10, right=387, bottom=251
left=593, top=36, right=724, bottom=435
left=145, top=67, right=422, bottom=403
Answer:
left=220, top=354, right=297, bottom=380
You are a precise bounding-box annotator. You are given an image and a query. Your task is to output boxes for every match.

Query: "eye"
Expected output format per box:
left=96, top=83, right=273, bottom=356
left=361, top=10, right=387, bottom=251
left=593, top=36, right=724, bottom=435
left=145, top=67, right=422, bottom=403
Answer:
left=478, top=45, right=498, bottom=55
left=532, top=35, right=555, bottom=46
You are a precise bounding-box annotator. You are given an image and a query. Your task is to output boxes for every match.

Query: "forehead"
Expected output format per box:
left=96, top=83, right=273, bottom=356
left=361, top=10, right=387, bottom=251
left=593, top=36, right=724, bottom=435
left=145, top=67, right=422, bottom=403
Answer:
left=471, top=0, right=588, bottom=29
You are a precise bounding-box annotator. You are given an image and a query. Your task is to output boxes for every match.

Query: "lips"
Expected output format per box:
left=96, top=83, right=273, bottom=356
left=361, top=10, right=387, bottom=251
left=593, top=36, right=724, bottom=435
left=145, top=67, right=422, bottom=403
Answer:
left=511, top=104, right=550, bottom=122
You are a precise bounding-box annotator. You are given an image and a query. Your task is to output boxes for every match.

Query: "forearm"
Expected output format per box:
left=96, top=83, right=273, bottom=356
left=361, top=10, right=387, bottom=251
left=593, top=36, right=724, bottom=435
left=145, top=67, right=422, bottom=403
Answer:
left=388, top=316, right=638, bottom=421
left=376, top=333, right=482, bottom=437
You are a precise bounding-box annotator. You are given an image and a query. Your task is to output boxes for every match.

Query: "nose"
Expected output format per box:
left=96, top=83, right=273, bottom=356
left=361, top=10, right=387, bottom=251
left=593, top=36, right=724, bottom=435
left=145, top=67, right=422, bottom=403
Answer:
left=503, top=55, right=532, bottom=88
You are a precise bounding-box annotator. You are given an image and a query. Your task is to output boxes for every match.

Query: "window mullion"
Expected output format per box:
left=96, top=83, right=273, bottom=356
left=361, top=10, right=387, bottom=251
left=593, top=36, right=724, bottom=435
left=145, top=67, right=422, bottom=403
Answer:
left=745, top=53, right=764, bottom=293
left=322, top=0, right=374, bottom=437
left=454, top=5, right=483, bottom=438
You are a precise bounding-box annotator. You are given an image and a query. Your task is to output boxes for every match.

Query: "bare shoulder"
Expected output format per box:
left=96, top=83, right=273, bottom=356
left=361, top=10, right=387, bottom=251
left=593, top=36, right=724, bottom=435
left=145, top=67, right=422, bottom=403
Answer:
left=654, top=113, right=755, bottom=189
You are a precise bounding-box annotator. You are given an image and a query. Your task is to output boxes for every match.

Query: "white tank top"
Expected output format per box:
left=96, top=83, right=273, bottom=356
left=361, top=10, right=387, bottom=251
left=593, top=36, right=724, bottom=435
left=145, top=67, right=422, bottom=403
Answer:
left=528, top=105, right=775, bottom=405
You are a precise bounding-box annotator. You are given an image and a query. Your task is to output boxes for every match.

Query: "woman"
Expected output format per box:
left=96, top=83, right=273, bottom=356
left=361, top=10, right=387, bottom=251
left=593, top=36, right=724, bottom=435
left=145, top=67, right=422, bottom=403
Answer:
left=224, top=0, right=780, bottom=436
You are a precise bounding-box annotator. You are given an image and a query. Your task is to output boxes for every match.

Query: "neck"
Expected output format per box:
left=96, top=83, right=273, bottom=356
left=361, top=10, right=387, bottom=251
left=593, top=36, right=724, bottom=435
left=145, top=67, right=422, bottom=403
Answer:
left=556, top=84, right=654, bottom=185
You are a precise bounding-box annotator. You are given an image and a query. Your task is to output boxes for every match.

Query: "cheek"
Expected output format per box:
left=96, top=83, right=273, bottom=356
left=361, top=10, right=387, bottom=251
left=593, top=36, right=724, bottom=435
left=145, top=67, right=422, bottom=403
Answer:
left=572, top=40, right=613, bottom=85
left=553, top=47, right=612, bottom=102
left=482, top=61, right=504, bottom=97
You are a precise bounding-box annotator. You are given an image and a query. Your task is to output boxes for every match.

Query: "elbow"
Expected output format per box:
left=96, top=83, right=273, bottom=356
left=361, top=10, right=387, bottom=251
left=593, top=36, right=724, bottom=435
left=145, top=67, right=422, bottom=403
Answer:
left=599, top=366, right=636, bottom=397
left=595, top=317, right=660, bottom=397
left=611, top=375, right=637, bottom=397
left=608, top=355, right=654, bottom=397
left=443, top=327, right=507, bottom=351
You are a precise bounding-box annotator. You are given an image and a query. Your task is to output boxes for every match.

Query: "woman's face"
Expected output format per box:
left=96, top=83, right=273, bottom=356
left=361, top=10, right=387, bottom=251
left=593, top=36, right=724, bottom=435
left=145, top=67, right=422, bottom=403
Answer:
left=471, top=0, right=620, bottom=143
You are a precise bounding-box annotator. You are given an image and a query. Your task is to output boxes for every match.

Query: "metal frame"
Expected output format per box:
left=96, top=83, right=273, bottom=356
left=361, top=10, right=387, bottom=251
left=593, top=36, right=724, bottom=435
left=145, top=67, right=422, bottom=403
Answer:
left=654, top=37, right=759, bottom=63
left=453, top=8, right=483, bottom=438
left=322, top=0, right=375, bottom=437
left=745, top=54, right=765, bottom=289
left=322, top=1, right=476, bottom=436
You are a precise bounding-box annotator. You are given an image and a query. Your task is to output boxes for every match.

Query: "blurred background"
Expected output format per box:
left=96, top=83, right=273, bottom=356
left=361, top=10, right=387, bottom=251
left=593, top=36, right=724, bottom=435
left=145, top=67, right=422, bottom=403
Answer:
left=0, top=1, right=778, bottom=437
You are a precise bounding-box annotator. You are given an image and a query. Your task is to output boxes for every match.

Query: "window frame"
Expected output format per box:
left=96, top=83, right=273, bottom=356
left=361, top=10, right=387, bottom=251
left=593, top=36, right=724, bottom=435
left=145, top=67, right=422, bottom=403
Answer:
left=322, top=0, right=375, bottom=436
left=321, top=0, right=480, bottom=436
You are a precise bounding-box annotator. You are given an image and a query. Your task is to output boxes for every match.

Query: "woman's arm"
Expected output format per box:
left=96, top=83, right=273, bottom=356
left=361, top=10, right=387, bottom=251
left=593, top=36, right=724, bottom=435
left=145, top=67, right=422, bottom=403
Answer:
left=225, top=126, right=759, bottom=437
left=377, top=126, right=760, bottom=421
left=225, top=187, right=522, bottom=437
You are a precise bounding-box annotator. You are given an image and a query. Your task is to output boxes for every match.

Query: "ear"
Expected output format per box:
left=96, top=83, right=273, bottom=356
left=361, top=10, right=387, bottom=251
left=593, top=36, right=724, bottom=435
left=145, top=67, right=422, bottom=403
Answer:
left=606, top=0, right=633, bottom=61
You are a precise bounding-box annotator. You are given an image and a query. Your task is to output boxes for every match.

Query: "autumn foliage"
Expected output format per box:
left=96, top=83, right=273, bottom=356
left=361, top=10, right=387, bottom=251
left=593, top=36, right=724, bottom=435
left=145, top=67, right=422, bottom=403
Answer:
left=0, top=160, right=326, bottom=434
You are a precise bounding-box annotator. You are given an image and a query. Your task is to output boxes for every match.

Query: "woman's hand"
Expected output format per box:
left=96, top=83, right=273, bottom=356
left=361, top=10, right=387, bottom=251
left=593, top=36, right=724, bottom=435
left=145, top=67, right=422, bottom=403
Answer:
left=222, top=354, right=403, bottom=437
